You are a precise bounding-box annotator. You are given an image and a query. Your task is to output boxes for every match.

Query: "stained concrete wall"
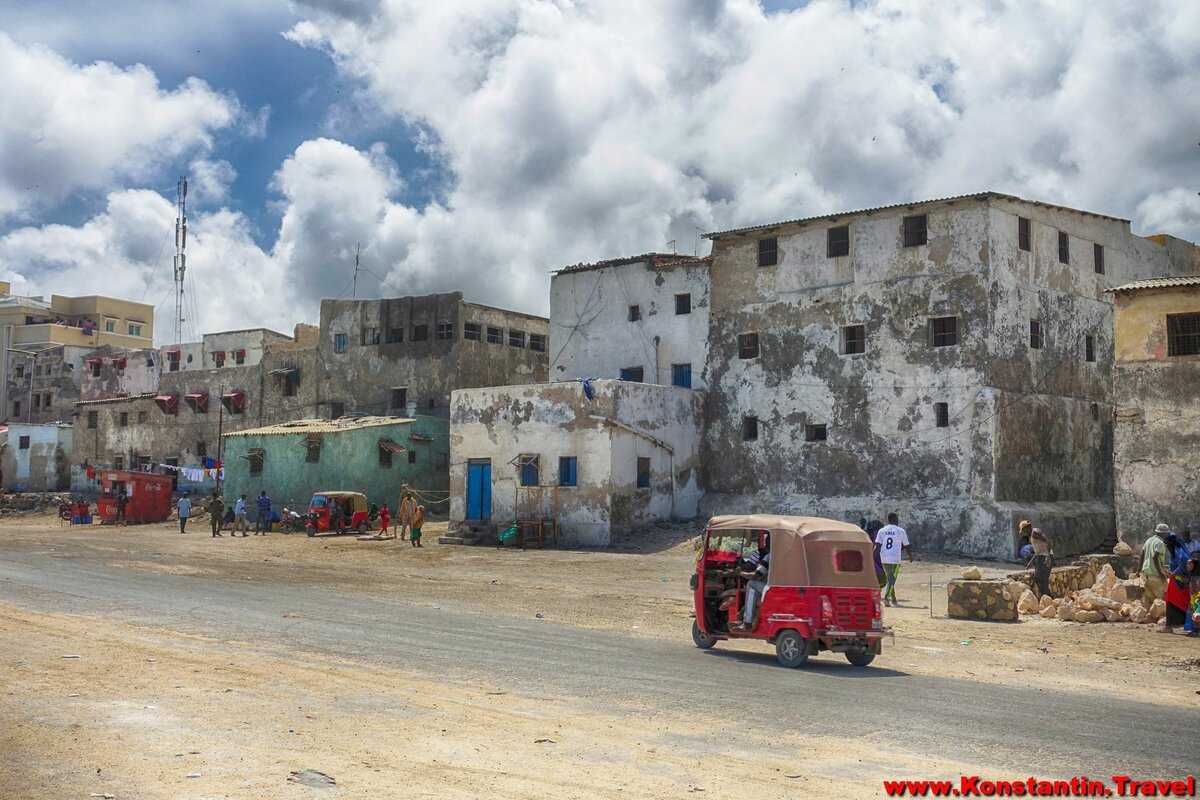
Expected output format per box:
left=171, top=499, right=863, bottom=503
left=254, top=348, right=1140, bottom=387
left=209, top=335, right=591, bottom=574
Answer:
left=319, top=293, right=548, bottom=419
left=700, top=194, right=1200, bottom=559
left=1112, top=285, right=1200, bottom=545
left=80, top=345, right=162, bottom=401
left=450, top=379, right=703, bottom=546
left=2, top=422, right=73, bottom=491
left=549, top=256, right=711, bottom=388
left=201, top=328, right=292, bottom=369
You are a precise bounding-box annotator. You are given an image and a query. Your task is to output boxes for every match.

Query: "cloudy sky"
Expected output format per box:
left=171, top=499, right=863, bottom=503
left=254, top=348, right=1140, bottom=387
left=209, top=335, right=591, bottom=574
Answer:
left=0, top=0, right=1197, bottom=342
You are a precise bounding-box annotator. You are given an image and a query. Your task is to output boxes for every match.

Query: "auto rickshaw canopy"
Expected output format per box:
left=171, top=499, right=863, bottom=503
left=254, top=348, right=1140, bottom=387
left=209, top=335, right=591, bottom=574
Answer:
left=705, top=515, right=877, bottom=589
left=312, top=491, right=368, bottom=513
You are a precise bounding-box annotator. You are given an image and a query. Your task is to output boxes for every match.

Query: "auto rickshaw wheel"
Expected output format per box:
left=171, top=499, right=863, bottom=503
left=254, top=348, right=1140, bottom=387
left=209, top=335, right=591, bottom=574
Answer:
left=845, top=646, right=875, bottom=667
left=691, top=620, right=717, bottom=650
left=775, top=630, right=809, bottom=668
left=306, top=527, right=315, bottom=538
left=357, top=521, right=367, bottom=535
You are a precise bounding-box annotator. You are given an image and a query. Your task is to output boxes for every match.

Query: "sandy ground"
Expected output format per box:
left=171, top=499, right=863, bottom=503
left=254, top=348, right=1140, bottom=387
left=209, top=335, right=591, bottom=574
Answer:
left=1, top=513, right=1198, bottom=798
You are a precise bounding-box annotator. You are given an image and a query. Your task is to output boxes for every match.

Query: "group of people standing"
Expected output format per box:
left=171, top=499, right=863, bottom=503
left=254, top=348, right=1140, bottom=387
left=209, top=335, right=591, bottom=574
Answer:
left=1141, top=523, right=1200, bottom=635
left=861, top=513, right=914, bottom=607
left=174, top=490, right=274, bottom=536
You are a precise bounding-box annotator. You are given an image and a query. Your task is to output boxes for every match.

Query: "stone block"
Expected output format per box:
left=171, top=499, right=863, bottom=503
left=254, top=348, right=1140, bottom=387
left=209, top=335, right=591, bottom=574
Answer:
left=947, top=579, right=1018, bottom=622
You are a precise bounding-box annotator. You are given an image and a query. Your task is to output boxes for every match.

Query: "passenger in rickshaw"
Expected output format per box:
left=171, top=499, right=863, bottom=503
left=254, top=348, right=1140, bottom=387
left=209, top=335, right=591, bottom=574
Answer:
left=735, top=533, right=770, bottom=630
left=329, top=500, right=344, bottom=533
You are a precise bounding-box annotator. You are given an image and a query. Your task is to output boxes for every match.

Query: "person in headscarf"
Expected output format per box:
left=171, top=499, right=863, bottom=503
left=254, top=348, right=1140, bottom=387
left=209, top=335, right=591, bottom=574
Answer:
left=1017, top=520, right=1034, bottom=561
left=1163, top=532, right=1192, bottom=634
left=1029, top=527, right=1052, bottom=597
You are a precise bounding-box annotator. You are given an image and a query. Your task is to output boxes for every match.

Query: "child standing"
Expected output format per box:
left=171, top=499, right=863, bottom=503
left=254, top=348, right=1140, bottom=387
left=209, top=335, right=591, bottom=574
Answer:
left=378, top=503, right=391, bottom=536
left=410, top=504, right=425, bottom=548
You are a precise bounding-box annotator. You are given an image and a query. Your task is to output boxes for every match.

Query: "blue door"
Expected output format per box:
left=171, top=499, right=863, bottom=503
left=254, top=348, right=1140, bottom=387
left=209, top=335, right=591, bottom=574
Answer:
left=466, top=460, right=492, bottom=520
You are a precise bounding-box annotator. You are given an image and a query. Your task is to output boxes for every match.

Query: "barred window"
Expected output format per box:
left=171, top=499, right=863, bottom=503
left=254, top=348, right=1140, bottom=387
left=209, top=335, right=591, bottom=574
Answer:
left=1168, top=314, right=1200, bottom=357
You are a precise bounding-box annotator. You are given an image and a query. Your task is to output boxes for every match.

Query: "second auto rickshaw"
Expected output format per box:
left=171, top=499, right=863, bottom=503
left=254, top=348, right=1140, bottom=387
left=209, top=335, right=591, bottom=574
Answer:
left=306, top=491, right=370, bottom=535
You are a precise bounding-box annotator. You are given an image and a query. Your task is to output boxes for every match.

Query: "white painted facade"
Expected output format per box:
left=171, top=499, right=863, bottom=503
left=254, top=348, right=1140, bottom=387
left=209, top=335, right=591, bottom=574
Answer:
left=2, top=422, right=73, bottom=491
left=549, top=255, right=711, bottom=389
left=450, top=379, right=703, bottom=546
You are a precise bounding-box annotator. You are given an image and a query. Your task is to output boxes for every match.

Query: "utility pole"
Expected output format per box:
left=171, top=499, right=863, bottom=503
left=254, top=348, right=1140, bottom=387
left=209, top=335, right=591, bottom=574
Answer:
left=173, top=176, right=188, bottom=346
left=352, top=242, right=361, bottom=299
left=216, top=383, right=225, bottom=492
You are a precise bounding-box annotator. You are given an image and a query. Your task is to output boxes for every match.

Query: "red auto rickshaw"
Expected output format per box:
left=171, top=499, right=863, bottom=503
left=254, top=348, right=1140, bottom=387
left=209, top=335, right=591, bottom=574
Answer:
left=690, top=515, right=890, bottom=668
left=306, top=491, right=370, bottom=536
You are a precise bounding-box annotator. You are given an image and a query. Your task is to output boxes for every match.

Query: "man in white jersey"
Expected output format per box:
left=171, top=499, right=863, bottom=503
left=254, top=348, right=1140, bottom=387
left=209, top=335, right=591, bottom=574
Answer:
left=874, top=512, right=912, bottom=606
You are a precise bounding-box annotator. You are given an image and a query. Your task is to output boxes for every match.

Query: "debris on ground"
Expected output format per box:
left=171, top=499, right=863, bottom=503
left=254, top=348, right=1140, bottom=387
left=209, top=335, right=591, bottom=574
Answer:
left=288, top=769, right=336, bottom=788
left=1021, top=565, right=1165, bottom=624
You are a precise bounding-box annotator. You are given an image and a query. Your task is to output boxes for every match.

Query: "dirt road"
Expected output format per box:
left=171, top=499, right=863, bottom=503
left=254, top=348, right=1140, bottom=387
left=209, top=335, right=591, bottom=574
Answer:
left=1, top=515, right=1197, bottom=798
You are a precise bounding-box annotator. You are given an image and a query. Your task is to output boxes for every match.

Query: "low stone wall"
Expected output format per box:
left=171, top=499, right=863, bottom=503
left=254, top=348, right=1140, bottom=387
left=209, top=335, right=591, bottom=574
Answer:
left=947, top=579, right=1019, bottom=621
left=1075, top=553, right=1139, bottom=581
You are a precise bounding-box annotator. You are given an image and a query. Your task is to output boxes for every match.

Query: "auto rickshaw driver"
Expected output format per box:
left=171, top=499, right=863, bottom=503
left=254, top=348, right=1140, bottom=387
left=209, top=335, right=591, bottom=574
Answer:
left=733, top=532, right=771, bottom=630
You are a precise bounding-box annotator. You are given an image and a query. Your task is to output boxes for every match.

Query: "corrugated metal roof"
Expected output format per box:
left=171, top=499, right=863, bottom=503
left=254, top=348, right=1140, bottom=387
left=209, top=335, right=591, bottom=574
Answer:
left=703, top=191, right=1131, bottom=239
left=222, top=416, right=414, bottom=438
left=553, top=253, right=711, bottom=276
left=1107, top=275, right=1200, bottom=293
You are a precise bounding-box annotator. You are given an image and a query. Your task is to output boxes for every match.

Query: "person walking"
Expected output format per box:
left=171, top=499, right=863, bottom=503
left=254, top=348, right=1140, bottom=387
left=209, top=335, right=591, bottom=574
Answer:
left=1029, top=527, right=1053, bottom=597
left=116, top=489, right=129, bottom=526
left=1163, top=532, right=1191, bottom=634
left=1141, top=524, right=1170, bottom=611
left=378, top=503, right=391, bottom=537
left=874, top=512, right=912, bottom=606
left=395, top=492, right=415, bottom=541
left=177, top=493, right=192, bottom=534
left=255, top=491, right=272, bottom=535
left=410, top=504, right=426, bottom=548
left=207, top=492, right=225, bottom=538
left=233, top=494, right=249, bottom=536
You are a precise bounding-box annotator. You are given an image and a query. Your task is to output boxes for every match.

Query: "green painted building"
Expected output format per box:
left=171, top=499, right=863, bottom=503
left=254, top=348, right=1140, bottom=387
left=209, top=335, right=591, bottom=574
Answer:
left=221, top=415, right=449, bottom=514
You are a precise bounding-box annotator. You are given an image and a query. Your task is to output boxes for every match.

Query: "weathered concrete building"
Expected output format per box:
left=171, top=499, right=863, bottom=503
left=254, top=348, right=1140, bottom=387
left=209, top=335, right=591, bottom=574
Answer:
left=549, top=254, right=711, bottom=389
left=1, top=422, right=73, bottom=491
left=319, top=292, right=548, bottom=420
left=162, top=327, right=294, bottom=373
left=698, top=192, right=1200, bottom=559
left=450, top=380, right=703, bottom=546
left=1110, top=276, right=1200, bottom=545
left=222, top=415, right=449, bottom=514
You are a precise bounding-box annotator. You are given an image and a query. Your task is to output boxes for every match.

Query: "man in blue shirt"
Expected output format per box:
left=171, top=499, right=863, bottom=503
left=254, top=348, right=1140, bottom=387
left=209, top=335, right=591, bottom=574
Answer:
left=233, top=495, right=249, bottom=537
left=255, top=491, right=272, bottom=535
left=177, top=493, right=192, bottom=534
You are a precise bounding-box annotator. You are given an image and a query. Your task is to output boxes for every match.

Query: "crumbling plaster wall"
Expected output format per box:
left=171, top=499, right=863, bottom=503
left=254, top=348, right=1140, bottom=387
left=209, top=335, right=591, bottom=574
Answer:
left=1112, top=287, right=1200, bottom=545
left=201, top=329, right=292, bottom=369
left=549, top=260, right=711, bottom=388
left=80, top=345, right=161, bottom=401
left=450, top=380, right=702, bottom=546
left=320, top=294, right=548, bottom=419
left=701, top=200, right=998, bottom=554
left=2, top=423, right=72, bottom=491
left=6, top=345, right=90, bottom=424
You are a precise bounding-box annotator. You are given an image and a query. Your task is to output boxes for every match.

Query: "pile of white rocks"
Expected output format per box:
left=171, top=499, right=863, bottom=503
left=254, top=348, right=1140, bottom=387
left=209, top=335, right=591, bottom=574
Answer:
left=1016, top=564, right=1166, bottom=624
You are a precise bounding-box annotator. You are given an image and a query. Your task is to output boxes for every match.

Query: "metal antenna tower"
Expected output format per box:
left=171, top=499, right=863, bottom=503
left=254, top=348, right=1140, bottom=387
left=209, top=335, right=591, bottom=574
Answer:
left=352, top=242, right=361, bottom=299
left=173, top=176, right=188, bottom=345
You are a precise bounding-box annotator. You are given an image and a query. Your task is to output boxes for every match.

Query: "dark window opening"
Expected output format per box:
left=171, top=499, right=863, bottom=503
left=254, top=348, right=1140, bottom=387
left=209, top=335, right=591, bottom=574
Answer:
left=412, top=324, right=428, bottom=342
left=427, top=396, right=437, bottom=411
left=197, top=441, right=207, bottom=458
left=486, top=326, right=502, bottom=344
left=14, top=364, right=23, bottom=379
left=508, top=330, right=526, bottom=348
left=1058, top=231, right=1070, bottom=264
left=234, top=349, right=246, bottom=365
left=464, top=322, right=481, bottom=341
left=758, top=237, right=778, bottom=267
left=1018, top=217, right=1031, bottom=252
left=113, top=455, right=124, bottom=470
left=934, top=402, right=949, bottom=428
left=305, top=436, right=321, bottom=463
left=1090, top=402, right=1100, bottom=421
left=391, top=387, right=408, bottom=411
left=929, top=316, right=959, bottom=347
left=628, top=305, right=641, bottom=322
left=529, top=333, right=546, bottom=352
left=1085, top=334, right=1096, bottom=363
left=674, top=293, right=691, bottom=315
left=333, top=333, right=347, bottom=354
left=87, top=411, right=98, bottom=429
left=738, top=332, right=760, bottom=359
left=90, top=361, right=100, bottom=377
left=671, top=363, right=692, bottom=389
left=1030, top=319, right=1043, bottom=350
left=519, top=455, right=539, bottom=487
left=137, top=411, right=147, bottom=423
left=1094, top=243, right=1105, bottom=275
left=827, top=225, right=850, bottom=258
left=32, top=394, right=40, bottom=410
left=248, top=449, right=264, bottom=475
left=835, top=549, right=864, bottom=572
left=330, top=401, right=345, bottom=419
left=436, top=321, right=454, bottom=340
left=408, top=450, right=417, bottom=464
left=903, top=215, right=927, bottom=247
left=636, top=457, right=651, bottom=489
left=742, top=416, right=758, bottom=442
left=619, top=366, right=644, bottom=382
left=119, top=412, right=128, bottom=427
left=12, top=401, right=19, bottom=417
left=364, top=327, right=380, bottom=346
left=805, top=424, right=828, bottom=442
left=1167, top=313, right=1200, bottom=357
left=558, top=456, right=577, bottom=487
left=386, top=327, right=404, bottom=344
left=18, top=435, right=30, bottom=450
left=379, top=446, right=392, bottom=468
left=842, top=324, right=865, bottom=355
left=213, top=351, right=226, bottom=367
